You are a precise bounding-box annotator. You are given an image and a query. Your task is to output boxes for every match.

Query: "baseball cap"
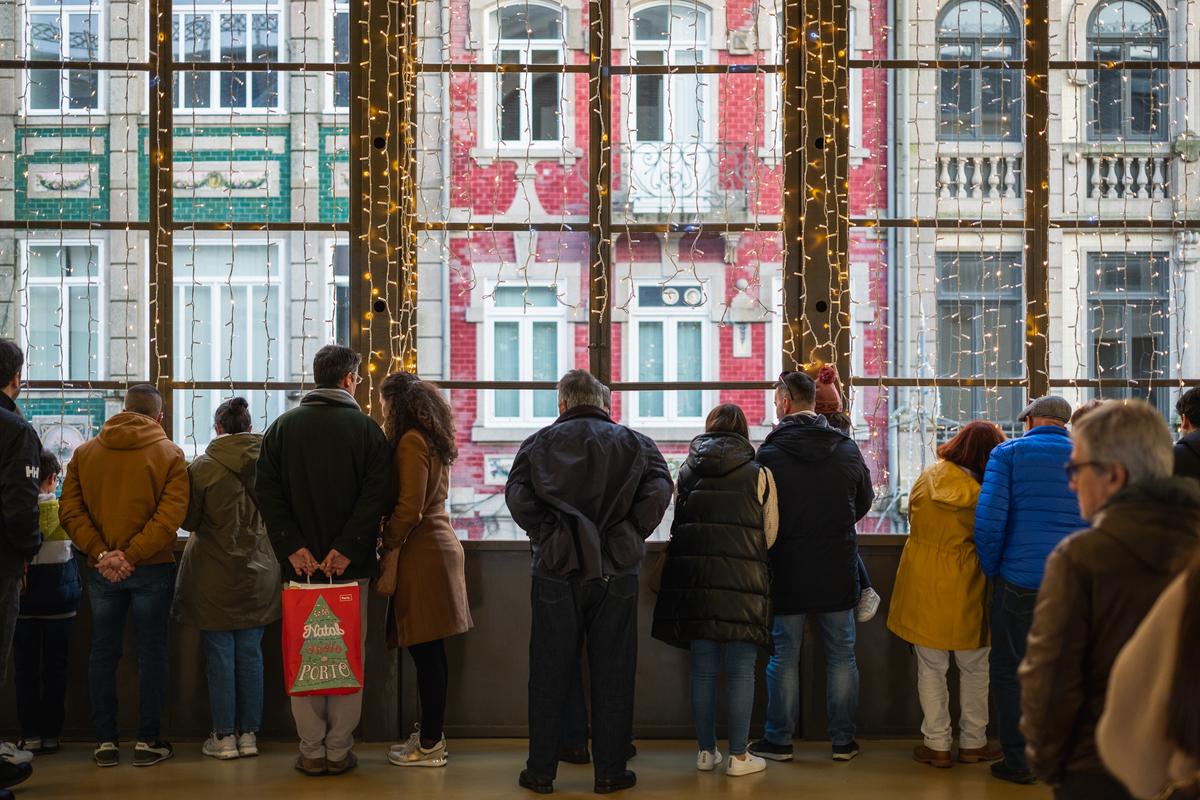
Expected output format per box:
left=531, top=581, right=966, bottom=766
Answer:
left=1017, top=395, right=1073, bottom=423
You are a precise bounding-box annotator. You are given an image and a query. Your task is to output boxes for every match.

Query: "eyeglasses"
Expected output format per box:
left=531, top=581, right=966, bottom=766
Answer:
left=1064, top=460, right=1108, bottom=480
left=351, top=372, right=364, bottom=385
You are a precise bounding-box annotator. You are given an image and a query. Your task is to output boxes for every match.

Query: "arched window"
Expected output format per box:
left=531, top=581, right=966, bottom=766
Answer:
left=630, top=2, right=710, bottom=144
left=488, top=2, right=566, bottom=145
left=936, top=0, right=1021, bottom=141
left=1087, top=0, right=1168, bottom=141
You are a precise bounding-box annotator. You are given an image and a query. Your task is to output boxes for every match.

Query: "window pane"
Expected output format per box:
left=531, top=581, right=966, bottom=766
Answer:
left=530, top=68, right=560, bottom=142
left=494, top=286, right=557, bottom=307
left=67, top=285, right=100, bottom=381
left=251, top=14, right=277, bottom=61
left=496, top=4, right=562, bottom=39
left=27, top=286, right=60, bottom=381
left=494, top=321, right=520, bottom=416
left=531, top=322, right=558, bottom=417
left=499, top=73, right=521, bottom=142
left=221, top=14, right=247, bottom=61
left=68, top=13, right=98, bottom=60
left=638, top=321, right=664, bottom=417
left=676, top=321, right=702, bottom=416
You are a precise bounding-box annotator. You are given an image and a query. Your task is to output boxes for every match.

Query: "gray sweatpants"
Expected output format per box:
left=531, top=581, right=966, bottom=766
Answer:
left=0, top=576, right=20, bottom=686
left=290, top=581, right=369, bottom=762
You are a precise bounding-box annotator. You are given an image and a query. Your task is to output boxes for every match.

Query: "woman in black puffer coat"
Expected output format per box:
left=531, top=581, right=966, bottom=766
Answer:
left=652, top=404, right=778, bottom=777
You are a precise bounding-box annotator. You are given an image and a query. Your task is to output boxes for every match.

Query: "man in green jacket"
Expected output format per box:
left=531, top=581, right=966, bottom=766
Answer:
left=256, top=345, right=392, bottom=778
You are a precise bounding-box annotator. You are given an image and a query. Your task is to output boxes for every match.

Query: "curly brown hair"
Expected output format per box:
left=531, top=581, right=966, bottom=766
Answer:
left=379, top=372, right=458, bottom=464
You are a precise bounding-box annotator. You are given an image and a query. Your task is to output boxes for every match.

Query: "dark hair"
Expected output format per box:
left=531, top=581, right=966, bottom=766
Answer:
left=380, top=372, right=458, bottom=465
left=38, top=449, right=61, bottom=483
left=1177, top=388, right=1200, bottom=428
left=937, top=420, right=1007, bottom=478
left=125, top=384, right=163, bottom=417
left=214, top=396, right=252, bottom=435
left=0, top=339, right=23, bottom=388
left=824, top=411, right=852, bottom=435
left=706, top=404, right=749, bottom=439
left=1070, top=398, right=1108, bottom=426
left=777, top=370, right=816, bottom=407
left=313, top=345, right=362, bottom=387
left=1168, top=549, right=1200, bottom=759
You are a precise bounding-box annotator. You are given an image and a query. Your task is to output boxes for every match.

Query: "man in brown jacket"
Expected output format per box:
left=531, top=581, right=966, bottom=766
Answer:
left=60, top=384, right=189, bottom=769
left=1019, top=400, right=1200, bottom=800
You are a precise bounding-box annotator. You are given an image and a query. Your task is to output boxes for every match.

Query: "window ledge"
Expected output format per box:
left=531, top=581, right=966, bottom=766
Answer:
left=471, top=146, right=582, bottom=168
left=472, top=423, right=549, bottom=442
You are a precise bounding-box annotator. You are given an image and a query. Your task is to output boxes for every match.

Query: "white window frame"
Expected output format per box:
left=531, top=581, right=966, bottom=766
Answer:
left=20, top=238, right=106, bottom=382
left=172, top=0, right=286, bottom=114
left=627, top=2, right=714, bottom=145
left=479, top=1, right=570, bottom=154
left=627, top=281, right=712, bottom=426
left=328, top=0, right=350, bottom=112
left=481, top=280, right=570, bottom=425
left=22, top=0, right=105, bottom=116
left=326, top=237, right=351, bottom=344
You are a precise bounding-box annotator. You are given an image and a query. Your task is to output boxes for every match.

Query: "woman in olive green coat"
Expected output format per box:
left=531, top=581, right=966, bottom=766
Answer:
left=174, top=398, right=281, bottom=761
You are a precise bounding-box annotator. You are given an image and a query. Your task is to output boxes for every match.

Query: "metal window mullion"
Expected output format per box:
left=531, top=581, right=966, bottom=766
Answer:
left=1024, top=0, right=1050, bottom=398
left=587, top=0, right=612, bottom=384
left=148, top=0, right=175, bottom=431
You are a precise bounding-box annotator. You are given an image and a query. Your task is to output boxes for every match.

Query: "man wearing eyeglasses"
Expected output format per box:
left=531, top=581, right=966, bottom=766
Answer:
left=975, top=395, right=1085, bottom=786
left=1018, top=401, right=1200, bottom=800
left=256, top=344, right=392, bottom=778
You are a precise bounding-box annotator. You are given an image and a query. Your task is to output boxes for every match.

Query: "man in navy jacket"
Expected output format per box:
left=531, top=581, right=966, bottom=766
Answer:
left=974, top=395, right=1086, bottom=785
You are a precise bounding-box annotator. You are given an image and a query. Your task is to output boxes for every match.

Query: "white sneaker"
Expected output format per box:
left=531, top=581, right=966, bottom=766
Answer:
left=388, top=733, right=448, bottom=768
left=696, top=748, right=723, bottom=772
left=726, top=752, right=767, bottom=777
left=237, top=733, right=259, bottom=758
left=856, top=587, right=881, bottom=622
left=202, top=734, right=239, bottom=760
left=0, top=742, right=33, bottom=765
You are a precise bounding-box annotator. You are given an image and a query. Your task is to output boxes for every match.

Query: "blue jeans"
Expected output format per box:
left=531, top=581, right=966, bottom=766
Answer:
left=764, top=610, right=859, bottom=746
left=690, top=639, right=759, bottom=756
left=87, top=563, right=176, bottom=743
left=990, top=577, right=1039, bottom=771
left=201, top=627, right=265, bottom=736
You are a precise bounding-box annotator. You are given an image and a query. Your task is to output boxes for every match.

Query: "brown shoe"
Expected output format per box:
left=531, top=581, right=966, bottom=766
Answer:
left=326, top=751, right=358, bottom=776
left=913, top=745, right=952, bottom=769
left=958, top=743, right=1003, bottom=764
left=295, top=755, right=328, bottom=776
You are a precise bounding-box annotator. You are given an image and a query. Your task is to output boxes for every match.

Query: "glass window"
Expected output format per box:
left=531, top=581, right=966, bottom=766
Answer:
left=25, top=3, right=101, bottom=113
left=173, top=1, right=283, bottom=112
left=22, top=243, right=103, bottom=382
left=331, top=242, right=351, bottom=345
left=1087, top=0, right=1168, bottom=141
left=630, top=284, right=708, bottom=422
left=332, top=2, right=350, bottom=109
left=936, top=0, right=1020, bottom=141
left=488, top=3, right=565, bottom=145
left=484, top=284, right=564, bottom=423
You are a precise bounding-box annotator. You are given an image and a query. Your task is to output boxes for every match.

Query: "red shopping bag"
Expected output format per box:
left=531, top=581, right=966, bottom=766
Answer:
left=282, top=581, right=364, bottom=697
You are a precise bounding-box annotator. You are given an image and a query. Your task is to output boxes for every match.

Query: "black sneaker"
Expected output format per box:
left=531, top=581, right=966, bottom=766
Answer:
left=0, top=761, right=31, bottom=790
left=93, top=742, right=119, bottom=768
left=519, top=769, right=554, bottom=794
left=990, top=760, right=1037, bottom=785
left=748, top=738, right=794, bottom=762
left=832, top=740, right=860, bottom=761
left=133, top=740, right=174, bottom=767
left=595, top=770, right=636, bottom=794
left=558, top=745, right=591, bottom=765
left=626, top=742, right=637, bottom=761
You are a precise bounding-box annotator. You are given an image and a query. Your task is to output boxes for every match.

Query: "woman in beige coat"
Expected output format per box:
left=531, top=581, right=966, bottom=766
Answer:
left=377, top=372, right=472, bottom=768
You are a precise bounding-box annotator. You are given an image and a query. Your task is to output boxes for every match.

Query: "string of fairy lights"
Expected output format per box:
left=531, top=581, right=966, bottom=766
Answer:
left=2, top=0, right=1199, bottom=532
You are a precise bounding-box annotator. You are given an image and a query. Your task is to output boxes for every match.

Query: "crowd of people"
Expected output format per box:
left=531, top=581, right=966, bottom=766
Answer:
left=0, top=337, right=1197, bottom=800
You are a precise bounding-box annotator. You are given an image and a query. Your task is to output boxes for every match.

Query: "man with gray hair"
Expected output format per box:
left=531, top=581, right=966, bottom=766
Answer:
left=1019, top=401, right=1200, bottom=800
left=506, top=369, right=672, bottom=795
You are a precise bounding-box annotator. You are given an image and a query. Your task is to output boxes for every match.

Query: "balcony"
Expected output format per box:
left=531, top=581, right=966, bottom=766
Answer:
left=615, top=141, right=750, bottom=221
left=932, top=142, right=1024, bottom=215
left=1060, top=143, right=1177, bottom=216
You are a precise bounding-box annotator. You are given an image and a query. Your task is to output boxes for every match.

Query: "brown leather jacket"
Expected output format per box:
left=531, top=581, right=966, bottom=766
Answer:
left=1019, top=478, right=1200, bottom=785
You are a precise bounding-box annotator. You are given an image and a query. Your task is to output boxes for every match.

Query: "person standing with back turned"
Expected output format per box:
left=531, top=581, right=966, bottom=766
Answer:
left=255, top=345, right=392, bottom=778
left=973, top=395, right=1086, bottom=785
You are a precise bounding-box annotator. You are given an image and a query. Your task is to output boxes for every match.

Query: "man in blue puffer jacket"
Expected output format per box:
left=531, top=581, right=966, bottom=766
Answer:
left=974, top=395, right=1086, bottom=786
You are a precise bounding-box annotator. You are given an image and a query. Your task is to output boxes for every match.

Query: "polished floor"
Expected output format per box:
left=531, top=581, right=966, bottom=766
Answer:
left=20, top=739, right=1055, bottom=799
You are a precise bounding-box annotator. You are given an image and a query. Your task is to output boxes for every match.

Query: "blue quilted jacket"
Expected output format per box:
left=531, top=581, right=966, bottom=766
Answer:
left=973, top=425, right=1087, bottom=589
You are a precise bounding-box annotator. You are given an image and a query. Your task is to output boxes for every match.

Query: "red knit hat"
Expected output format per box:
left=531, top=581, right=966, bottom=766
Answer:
left=813, top=364, right=843, bottom=415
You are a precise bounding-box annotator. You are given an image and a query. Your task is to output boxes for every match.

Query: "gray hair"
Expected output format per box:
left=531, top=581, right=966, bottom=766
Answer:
left=1072, top=399, right=1174, bottom=485
left=557, top=369, right=608, bottom=411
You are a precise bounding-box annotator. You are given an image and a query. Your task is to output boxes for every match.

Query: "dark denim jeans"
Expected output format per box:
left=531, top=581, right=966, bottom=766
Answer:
left=14, top=617, right=75, bottom=739
left=764, top=610, right=859, bottom=746
left=990, top=577, right=1039, bottom=771
left=528, top=574, right=638, bottom=781
left=87, top=563, right=176, bottom=743
left=202, top=627, right=265, bottom=736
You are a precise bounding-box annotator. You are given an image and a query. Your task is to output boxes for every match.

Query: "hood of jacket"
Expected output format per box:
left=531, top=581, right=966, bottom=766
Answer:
left=925, top=460, right=980, bottom=511
left=97, top=411, right=169, bottom=451
left=205, top=432, right=262, bottom=485
left=1094, top=477, right=1200, bottom=572
left=685, top=432, right=755, bottom=479
left=301, top=387, right=361, bottom=410
left=761, top=412, right=847, bottom=462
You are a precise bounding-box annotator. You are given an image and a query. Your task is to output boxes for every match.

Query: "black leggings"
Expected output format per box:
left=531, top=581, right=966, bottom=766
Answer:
left=408, top=638, right=448, bottom=743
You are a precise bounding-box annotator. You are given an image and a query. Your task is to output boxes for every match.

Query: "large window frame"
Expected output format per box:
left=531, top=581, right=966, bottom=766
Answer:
left=23, top=0, right=104, bottom=115
left=626, top=281, right=712, bottom=427
left=481, top=281, right=570, bottom=426
left=936, top=0, right=1021, bottom=142
left=172, top=0, right=286, bottom=113
left=20, top=239, right=106, bottom=382
left=1085, top=0, right=1169, bottom=143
